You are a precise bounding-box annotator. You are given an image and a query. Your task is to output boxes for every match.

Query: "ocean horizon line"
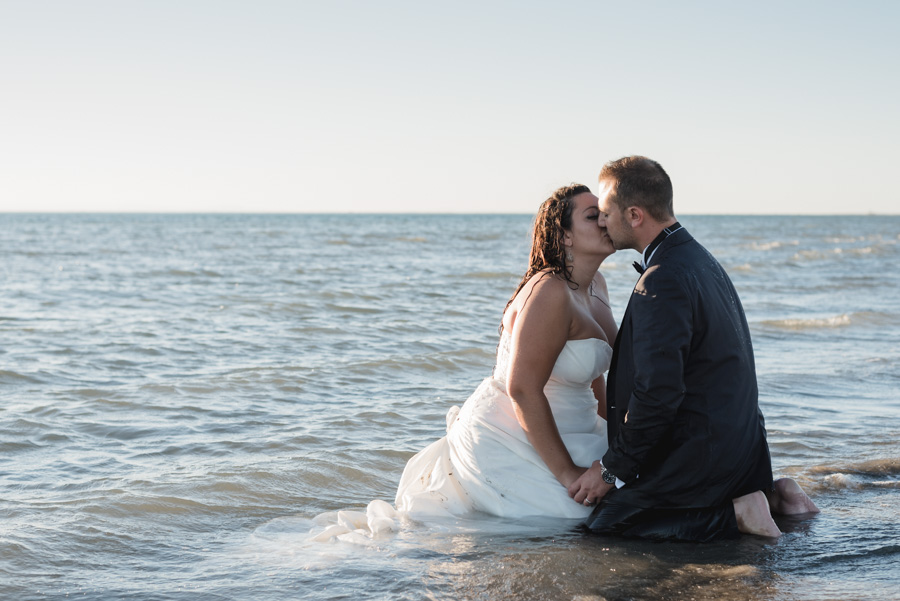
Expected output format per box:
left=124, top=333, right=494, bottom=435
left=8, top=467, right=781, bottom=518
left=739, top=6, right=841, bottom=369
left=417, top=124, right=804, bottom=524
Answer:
left=3, top=211, right=898, bottom=218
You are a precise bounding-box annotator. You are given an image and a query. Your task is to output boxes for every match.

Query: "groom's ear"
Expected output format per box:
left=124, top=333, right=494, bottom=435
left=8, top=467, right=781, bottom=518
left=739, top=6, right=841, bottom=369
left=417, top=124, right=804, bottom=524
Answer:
left=626, top=206, right=644, bottom=228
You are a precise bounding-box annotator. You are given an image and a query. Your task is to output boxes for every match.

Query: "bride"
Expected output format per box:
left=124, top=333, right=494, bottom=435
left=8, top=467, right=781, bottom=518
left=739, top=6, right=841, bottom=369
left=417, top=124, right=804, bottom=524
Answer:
left=395, top=184, right=617, bottom=519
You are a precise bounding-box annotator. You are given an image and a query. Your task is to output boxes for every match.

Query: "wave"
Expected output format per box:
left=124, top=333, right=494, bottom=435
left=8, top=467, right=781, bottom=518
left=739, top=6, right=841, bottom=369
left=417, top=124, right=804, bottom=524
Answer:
left=142, top=268, right=223, bottom=278
left=758, top=311, right=897, bottom=331
left=463, top=233, right=505, bottom=241
left=812, top=457, right=900, bottom=476
left=315, top=289, right=385, bottom=302
left=749, top=240, right=799, bottom=251
left=0, top=439, right=45, bottom=453
left=760, top=314, right=851, bottom=330
left=0, top=370, right=42, bottom=384
left=792, top=243, right=895, bottom=261
left=457, top=271, right=520, bottom=280
left=805, top=457, right=900, bottom=492
left=323, top=303, right=383, bottom=314
left=344, top=348, right=493, bottom=375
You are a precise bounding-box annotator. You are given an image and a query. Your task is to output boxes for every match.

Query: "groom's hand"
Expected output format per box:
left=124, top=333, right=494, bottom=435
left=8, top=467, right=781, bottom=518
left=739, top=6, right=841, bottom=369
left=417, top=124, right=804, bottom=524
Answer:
left=568, top=461, right=614, bottom=507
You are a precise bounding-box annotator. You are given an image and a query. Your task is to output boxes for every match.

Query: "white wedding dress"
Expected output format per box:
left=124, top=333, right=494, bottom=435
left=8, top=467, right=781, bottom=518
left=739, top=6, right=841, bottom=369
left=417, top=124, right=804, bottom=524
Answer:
left=308, top=331, right=612, bottom=544
left=395, top=331, right=611, bottom=520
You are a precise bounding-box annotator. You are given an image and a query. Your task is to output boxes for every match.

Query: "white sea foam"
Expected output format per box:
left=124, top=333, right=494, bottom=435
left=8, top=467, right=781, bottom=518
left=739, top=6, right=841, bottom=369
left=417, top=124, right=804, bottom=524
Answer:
left=821, top=473, right=863, bottom=490
left=750, top=240, right=799, bottom=251
left=761, top=314, right=852, bottom=330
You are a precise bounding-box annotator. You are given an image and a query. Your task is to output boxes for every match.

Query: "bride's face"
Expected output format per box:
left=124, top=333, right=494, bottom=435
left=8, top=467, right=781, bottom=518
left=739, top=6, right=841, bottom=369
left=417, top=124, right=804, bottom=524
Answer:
left=566, top=192, right=616, bottom=258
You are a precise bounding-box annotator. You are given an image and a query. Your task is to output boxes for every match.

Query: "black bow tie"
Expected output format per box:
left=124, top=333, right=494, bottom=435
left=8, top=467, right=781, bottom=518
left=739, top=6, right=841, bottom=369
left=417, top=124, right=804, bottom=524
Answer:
left=633, top=261, right=645, bottom=274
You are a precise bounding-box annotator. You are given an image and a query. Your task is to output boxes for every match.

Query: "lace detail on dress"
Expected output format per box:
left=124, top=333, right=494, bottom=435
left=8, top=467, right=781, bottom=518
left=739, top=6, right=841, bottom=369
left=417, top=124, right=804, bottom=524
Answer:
left=491, top=330, right=513, bottom=382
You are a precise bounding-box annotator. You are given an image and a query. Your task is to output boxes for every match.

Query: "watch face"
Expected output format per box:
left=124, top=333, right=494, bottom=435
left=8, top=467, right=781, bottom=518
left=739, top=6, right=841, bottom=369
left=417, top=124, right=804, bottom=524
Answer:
left=601, top=468, right=616, bottom=484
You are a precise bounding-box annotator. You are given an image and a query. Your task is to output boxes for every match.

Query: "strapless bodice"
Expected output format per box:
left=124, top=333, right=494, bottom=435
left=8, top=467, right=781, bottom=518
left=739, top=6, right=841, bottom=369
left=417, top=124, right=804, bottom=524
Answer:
left=493, top=330, right=612, bottom=386
left=393, top=330, right=611, bottom=521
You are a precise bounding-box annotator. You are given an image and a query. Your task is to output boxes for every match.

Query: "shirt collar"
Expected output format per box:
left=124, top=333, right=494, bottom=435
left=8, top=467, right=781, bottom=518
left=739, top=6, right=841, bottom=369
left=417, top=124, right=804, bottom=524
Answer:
left=641, top=222, right=682, bottom=269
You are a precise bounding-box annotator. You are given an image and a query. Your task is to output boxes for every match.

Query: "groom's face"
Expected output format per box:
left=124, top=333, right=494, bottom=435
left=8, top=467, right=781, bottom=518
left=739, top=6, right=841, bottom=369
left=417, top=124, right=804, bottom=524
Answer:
left=597, top=179, right=636, bottom=251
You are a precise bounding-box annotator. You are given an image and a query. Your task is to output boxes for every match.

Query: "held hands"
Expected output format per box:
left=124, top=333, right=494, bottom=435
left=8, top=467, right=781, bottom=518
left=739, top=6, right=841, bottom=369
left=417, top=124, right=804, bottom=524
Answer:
left=568, top=460, right=614, bottom=507
left=559, top=465, right=588, bottom=490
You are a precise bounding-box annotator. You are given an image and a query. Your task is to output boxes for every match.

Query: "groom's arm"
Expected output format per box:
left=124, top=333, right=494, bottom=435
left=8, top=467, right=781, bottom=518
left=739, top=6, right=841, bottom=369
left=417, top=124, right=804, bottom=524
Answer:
left=602, top=264, right=692, bottom=483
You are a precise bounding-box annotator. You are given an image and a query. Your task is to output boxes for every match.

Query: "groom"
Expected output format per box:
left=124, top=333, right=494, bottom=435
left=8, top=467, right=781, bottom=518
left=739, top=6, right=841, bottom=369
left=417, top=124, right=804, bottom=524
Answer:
left=568, top=156, right=813, bottom=540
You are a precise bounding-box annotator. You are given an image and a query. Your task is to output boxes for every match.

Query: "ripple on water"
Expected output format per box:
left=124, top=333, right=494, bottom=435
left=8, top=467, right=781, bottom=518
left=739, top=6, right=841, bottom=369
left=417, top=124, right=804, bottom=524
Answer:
left=342, top=350, right=493, bottom=376
left=0, top=369, right=45, bottom=385
left=0, top=439, right=45, bottom=454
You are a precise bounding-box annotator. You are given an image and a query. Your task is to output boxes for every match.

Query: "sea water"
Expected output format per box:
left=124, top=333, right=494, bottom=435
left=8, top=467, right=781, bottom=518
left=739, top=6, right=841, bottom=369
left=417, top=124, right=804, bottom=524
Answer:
left=1, top=213, right=898, bottom=600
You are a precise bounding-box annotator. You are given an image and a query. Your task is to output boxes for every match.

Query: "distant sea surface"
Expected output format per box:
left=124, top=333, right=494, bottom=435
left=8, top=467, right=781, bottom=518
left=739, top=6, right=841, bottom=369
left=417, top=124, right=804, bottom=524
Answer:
left=2, top=213, right=899, bottom=601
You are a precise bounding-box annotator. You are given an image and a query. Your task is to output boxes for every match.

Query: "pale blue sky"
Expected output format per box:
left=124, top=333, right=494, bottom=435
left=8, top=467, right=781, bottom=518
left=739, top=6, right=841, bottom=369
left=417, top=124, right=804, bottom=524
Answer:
left=2, top=1, right=898, bottom=214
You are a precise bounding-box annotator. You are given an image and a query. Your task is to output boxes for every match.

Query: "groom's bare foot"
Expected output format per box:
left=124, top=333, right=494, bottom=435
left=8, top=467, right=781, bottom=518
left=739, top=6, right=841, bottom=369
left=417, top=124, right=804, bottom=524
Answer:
left=733, top=491, right=782, bottom=538
left=766, top=478, right=820, bottom=515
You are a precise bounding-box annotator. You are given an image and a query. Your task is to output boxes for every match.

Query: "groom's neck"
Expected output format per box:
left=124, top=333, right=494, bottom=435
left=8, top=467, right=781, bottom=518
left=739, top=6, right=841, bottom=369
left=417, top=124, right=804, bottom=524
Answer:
left=635, top=217, right=677, bottom=253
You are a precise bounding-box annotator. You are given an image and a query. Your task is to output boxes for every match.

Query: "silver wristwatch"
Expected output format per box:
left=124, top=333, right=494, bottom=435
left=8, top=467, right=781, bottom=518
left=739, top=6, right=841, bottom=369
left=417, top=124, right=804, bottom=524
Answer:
left=600, top=466, right=616, bottom=485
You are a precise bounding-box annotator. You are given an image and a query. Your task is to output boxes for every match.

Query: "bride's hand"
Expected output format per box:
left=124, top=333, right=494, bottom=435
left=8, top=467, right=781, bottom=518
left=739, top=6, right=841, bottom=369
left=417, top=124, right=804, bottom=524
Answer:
left=560, top=465, right=588, bottom=489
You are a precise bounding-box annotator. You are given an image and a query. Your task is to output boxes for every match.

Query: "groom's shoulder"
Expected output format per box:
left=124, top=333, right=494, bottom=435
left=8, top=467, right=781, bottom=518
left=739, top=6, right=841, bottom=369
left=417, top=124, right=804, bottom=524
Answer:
left=641, top=235, right=716, bottom=288
left=665, top=227, right=696, bottom=251
left=660, top=236, right=732, bottom=290
left=662, top=230, right=713, bottom=263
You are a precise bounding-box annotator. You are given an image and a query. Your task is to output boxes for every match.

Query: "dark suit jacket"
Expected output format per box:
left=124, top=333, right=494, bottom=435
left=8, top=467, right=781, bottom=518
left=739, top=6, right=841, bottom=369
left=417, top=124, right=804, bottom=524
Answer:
left=602, top=228, right=772, bottom=509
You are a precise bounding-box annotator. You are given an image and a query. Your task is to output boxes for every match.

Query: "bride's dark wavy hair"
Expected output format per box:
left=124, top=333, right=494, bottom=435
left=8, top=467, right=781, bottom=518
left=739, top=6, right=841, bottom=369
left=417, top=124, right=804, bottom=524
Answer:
left=500, top=183, right=592, bottom=333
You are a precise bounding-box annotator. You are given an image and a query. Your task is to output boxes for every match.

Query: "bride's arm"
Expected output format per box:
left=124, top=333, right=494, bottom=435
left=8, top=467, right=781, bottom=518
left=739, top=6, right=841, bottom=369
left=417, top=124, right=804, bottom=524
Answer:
left=506, top=277, right=585, bottom=488
left=589, top=271, right=615, bottom=421
left=591, top=377, right=607, bottom=421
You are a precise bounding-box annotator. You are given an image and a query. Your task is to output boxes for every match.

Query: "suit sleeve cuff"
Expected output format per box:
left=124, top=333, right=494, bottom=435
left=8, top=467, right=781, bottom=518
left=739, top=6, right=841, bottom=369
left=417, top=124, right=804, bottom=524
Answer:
left=599, top=459, right=630, bottom=489
left=601, top=451, right=639, bottom=484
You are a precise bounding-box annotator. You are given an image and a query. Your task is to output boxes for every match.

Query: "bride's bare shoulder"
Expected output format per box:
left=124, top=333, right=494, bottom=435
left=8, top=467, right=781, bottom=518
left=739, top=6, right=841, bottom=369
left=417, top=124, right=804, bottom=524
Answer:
left=503, top=270, right=570, bottom=332
left=514, top=272, right=572, bottom=320
left=517, top=270, right=569, bottom=301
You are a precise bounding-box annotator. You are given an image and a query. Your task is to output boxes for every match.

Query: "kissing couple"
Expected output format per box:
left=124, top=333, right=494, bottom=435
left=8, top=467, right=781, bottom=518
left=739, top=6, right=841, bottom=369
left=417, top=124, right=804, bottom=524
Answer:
left=395, top=156, right=819, bottom=541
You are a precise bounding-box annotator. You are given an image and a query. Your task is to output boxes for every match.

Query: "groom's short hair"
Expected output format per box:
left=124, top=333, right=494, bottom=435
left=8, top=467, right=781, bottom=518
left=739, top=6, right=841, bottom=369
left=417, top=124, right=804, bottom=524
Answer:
left=599, top=156, right=674, bottom=222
